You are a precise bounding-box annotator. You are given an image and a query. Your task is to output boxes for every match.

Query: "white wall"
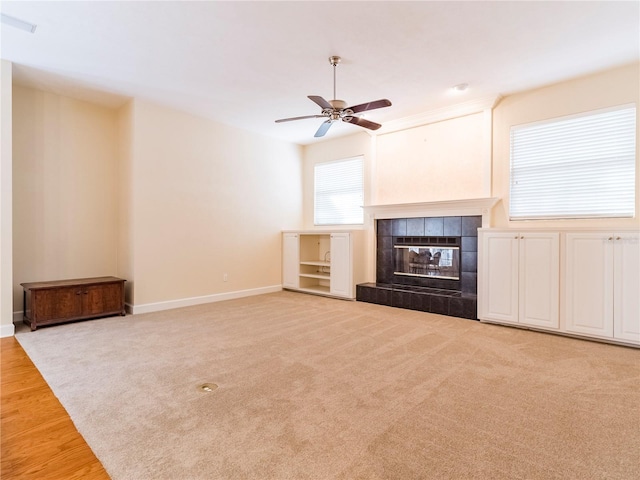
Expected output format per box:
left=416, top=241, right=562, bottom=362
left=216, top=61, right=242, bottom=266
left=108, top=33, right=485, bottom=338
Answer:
left=1, top=60, right=13, bottom=336
left=492, top=62, right=640, bottom=228
left=12, top=85, right=119, bottom=312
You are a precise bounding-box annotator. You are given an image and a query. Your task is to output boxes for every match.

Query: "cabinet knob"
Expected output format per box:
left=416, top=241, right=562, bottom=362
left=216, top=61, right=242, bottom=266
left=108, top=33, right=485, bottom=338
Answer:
left=514, top=236, right=518, bottom=239
left=608, top=237, right=613, bottom=241
left=616, top=236, right=621, bottom=240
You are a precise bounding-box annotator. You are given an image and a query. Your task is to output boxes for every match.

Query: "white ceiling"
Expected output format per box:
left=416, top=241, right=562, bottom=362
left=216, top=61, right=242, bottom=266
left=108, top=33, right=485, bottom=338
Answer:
left=1, top=1, right=638, bottom=145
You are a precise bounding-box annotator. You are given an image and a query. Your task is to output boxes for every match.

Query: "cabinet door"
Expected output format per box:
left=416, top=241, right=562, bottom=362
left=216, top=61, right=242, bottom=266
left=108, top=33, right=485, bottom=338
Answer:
left=519, top=233, right=559, bottom=329
left=565, top=233, right=613, bottom=338
left=479, top=232, right=519, bottom=323
left=83, top=283, right=123, bottom=317
left=329, top=233, right=352, bottom=298
left=614, top=233, right=640, bottom=342
left=33, top=287, right=83, bottom=323
left=282, top=233, right=299, bottom=289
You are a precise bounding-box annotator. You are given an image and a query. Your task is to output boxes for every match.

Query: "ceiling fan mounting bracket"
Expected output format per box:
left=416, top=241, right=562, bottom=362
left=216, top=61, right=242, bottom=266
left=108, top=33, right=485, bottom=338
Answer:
left=329, top=56, right=341, bottom=67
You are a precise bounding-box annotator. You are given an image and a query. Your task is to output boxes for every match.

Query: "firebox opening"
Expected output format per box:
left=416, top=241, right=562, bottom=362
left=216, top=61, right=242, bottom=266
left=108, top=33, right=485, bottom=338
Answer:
left=394, top=245, right=460, bottom=280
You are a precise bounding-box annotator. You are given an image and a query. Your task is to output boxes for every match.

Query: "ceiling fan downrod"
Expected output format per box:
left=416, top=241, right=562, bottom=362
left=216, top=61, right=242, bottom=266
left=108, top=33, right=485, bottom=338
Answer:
left=329, top=56, right=341, bottom=101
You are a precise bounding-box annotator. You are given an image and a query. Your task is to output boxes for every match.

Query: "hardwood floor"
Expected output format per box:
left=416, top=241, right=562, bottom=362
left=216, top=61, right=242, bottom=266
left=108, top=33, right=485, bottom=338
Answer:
left=1, top=336, right=110, bottom=479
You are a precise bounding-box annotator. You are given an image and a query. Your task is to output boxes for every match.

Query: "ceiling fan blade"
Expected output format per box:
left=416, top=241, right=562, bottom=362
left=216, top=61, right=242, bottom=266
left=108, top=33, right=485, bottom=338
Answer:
left=308, top=95, right=332, bottom=110
left=275, top=114, right=325, bottom=123
left=347, top=99, right=392, bottom=114
left=343, top=116, right=382, bottom=131
left=314, top=120, right=333, bottom=137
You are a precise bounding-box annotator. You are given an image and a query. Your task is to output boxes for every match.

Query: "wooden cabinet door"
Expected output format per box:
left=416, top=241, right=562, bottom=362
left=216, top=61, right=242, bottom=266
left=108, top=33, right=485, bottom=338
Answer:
left=614, top=233, right=640, bottom=342
left=329, top=233, right=352, bottom=298
left=519, top=233, right=559, bottom=329
left=565, top=233, right=614, bottom=338
left=82, top=283, right=123, bottom=317
left=479, top=232, right=519, bottom=323
left=282, top=233, right=299, bottom=289
left=33, top=287, right=83, bottom=323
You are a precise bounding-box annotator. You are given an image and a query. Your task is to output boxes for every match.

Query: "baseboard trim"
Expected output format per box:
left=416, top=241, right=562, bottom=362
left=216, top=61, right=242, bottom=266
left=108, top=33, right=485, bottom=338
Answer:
left=1, top=322, right=16, bottom=338
left=130, top=285, right=283, bottom=315
left=13, top=311, right=23, bottom=324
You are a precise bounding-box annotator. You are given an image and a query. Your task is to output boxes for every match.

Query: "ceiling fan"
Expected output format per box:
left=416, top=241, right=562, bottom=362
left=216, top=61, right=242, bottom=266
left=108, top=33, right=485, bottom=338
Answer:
left=275, top=56, right=392, bottom=138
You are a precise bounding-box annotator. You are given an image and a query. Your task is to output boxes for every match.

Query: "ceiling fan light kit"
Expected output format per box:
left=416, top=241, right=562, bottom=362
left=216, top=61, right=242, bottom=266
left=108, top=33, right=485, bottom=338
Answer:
left=275, top=55, right=392, bottom=138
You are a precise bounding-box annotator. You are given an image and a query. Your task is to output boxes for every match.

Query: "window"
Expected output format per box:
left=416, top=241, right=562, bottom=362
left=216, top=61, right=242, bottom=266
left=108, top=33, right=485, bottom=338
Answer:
left=314, top=156, right=364, bottom=225
left=510, top=104, right=636, bottom=220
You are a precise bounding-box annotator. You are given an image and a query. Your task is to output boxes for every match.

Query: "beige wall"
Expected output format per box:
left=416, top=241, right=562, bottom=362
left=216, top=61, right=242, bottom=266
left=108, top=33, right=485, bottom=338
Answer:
left=8, top=62, right=637, bottom=319
left=116, top=101, right=135, bottom=304
left=1, top=60, right=13, bottom=335
left=492, top=62, right=640, bottom=228
left=128, top=100, right=303, bottom=306
left=375, top=112, right=487, bottom=205
left=301, top=111, right=489, bottom=229
left=12, top=85, right=119, bottom=309
left=11, top=89, right=303, bottom=312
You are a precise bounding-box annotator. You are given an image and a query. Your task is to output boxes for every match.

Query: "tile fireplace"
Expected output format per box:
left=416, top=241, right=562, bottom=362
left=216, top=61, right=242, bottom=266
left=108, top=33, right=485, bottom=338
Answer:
left=357, top=215, right=481, bottom=320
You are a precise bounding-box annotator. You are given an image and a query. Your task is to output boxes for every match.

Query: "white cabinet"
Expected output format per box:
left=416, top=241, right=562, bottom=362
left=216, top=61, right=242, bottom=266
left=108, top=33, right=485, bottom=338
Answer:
left=565, top=233, right=639, bottom=343
left=282, top=233, right=300, bottom=289
left=480, top=229, right=639, bottom=347
left=328, top=233, right=351, bottom=297
left=282, top=231, right=363, bottom=299
left=479, top=231, right=559, bottom=329
left=614, top=234, right=640, bottom=342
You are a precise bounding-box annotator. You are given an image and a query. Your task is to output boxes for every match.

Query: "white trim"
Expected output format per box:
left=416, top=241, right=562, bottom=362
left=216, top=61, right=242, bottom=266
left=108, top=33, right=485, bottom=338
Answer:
left=13, top=311, right=23, bottom=324
left=371, top=94, right=502, bottom=136
left=1, top=322, right=15, bottom=337
left=482, top=108, right=493, bottom=197
left=129, top=285, right=282, bottom=315
left=363, top=197, right=500, bottom=227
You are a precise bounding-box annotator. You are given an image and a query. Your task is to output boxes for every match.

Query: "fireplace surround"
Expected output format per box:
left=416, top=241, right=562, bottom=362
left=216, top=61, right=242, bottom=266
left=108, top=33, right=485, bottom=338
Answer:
left=356, top=215, right=481, bottom=320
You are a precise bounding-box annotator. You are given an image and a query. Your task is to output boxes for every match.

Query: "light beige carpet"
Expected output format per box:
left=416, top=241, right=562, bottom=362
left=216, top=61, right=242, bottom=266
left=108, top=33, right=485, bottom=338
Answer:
left=15, top=291, right=640, bottom=479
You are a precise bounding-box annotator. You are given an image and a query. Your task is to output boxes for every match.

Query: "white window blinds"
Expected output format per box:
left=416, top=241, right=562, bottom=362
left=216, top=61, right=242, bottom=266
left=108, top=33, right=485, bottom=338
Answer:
left=510, top=105, right=636, bottom=220
left=314, top=156, right=364, bottom=225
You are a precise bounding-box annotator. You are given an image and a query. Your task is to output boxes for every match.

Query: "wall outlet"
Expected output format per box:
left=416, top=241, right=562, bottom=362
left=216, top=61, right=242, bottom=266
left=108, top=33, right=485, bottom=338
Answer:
left=223, top=273, right=228, bottom=282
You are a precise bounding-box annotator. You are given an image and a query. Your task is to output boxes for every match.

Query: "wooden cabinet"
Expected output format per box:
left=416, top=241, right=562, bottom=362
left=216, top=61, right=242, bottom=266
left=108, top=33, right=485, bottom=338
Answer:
left=282, top=231, right=363, bottom=299
left=479, top=230, right=559, bottom=329
left=565, top=233, right=639, bottom=343
left=22, top=277, right=126, bottom=331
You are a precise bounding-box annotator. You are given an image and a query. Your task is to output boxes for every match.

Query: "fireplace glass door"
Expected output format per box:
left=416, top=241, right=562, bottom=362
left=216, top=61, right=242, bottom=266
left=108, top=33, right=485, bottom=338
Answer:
left=394, top=246, right=460, bottom=280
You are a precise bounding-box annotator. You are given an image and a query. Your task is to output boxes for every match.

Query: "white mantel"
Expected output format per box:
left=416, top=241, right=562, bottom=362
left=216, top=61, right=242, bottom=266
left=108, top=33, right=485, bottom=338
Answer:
left=363, top=197, right=500, bottom=227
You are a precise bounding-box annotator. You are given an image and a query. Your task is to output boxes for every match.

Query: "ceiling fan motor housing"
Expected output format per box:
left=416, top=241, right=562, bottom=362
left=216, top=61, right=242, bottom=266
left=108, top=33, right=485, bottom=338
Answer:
left=329, top=99, right=348, bottom=110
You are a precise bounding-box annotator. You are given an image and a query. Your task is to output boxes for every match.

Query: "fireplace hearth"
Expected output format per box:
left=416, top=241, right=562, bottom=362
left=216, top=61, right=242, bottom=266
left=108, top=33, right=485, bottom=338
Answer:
left=356, top=215, right=480, bottom=320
